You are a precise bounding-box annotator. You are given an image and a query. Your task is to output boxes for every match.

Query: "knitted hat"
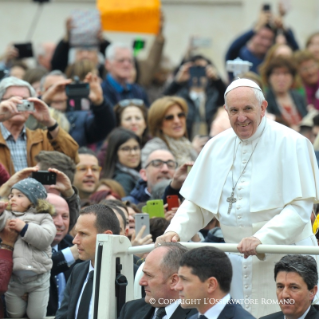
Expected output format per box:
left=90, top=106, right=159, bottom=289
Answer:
left=12, top=178, right=47, bottom=205
left=224, top=78, right=262, bottom=98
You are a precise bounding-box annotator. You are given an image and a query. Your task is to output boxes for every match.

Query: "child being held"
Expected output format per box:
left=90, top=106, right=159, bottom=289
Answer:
left=0, top=178, right=56, bottom=319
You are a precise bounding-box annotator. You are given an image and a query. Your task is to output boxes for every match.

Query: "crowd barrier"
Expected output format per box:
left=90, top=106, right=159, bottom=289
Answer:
left=91, top=234, right=319, bottom=319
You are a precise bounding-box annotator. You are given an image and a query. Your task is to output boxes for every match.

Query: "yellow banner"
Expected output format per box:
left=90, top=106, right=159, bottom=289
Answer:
left=97, top=0, right=161, bottom=34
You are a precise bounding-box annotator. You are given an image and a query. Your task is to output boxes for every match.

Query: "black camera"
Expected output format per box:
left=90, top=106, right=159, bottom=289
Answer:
left=65, top=76, right=90, bottom=111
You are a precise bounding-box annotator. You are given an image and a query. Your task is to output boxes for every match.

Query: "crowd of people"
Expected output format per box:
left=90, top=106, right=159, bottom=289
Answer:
left=1, top=3, right=319, bottom=319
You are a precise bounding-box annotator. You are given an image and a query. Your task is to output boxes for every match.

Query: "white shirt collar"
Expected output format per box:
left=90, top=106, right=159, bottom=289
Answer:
left=200, top=294, right=230, bottom=319
left=284, top=306, right=311, bottom=319
left=240, top=116, right=266, bottom=143
left=153, top=302, right=179, bottom=319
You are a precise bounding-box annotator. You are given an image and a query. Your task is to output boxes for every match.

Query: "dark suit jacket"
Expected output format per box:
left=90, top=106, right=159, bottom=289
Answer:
left=260, top=305, right=319, bottom=319
left=47, top=234, right=82, bottom=316
left=189, top=302, right=256, bottom=319
left=54, top=250, right=90, bottom=319
left=118, top=298, right=197, bottom=319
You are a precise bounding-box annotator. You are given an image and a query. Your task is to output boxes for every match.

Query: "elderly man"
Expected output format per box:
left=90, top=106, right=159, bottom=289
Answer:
left=101, top=43, right=149, bottom=107
left=157, top=78, right=319, bottom=317
left=260, top=255, right=319, bottom=319
left=118, top=242, right=197, bottom=319
left=123, top=149, right=177, bottom=204
left=47, top=193, right=80, bottom=317
left=0, top=77, right=79, bottom=174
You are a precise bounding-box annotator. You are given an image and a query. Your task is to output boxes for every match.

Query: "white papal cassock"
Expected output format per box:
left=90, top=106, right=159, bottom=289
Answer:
left=166, top=117, right=319, bottom=318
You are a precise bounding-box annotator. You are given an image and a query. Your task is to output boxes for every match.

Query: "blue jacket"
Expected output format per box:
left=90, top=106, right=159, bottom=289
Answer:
left=66, top=98, right=115, bottom=147
left=101, top=75, right=149, bottom=107
left=225, top=28, right=299, bottom=79
left=122, top=179, right=150, bottom=204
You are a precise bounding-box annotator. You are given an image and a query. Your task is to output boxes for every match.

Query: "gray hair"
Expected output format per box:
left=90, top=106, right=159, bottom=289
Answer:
left=274, top=255, right=318, bottom=290
left=39, top=70, right=67, bottom=92
left=105, top=42, right=133, bottom=61
left=150, top=179, right=171, bottom=200
left=0, top=77, right=36, bottom=101
left=157, top=243, right=188, bottom=277
left=142, top=149, right=175, bottom=169
left=225, top=87, right=265, bottom=109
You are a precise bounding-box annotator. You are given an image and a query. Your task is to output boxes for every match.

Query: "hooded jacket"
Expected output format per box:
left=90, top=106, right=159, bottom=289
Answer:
left=0, top=199, right=56, bottom=277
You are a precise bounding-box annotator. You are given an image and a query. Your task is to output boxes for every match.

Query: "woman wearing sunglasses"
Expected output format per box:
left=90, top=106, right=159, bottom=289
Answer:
left=141, top=96, right=197, bottom=166
left=97, top=99, right=148, bottom=169
left=102, top=128, right=141, bottom=196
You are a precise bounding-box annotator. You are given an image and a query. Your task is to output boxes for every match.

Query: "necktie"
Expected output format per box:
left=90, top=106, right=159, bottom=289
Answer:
left=154, top=307, right=166, bottom=319
left=198, top=316, right=208, bottom=319
left=52, top=247, right=67, bottom=308
left=78, top=270, right=94, bottom=319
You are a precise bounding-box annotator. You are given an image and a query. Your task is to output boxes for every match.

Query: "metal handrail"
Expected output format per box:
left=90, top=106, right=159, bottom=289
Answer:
left=128, top=242, right=319, bottom=255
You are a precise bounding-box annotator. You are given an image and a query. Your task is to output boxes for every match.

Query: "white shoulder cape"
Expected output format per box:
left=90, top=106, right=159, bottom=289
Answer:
left=180, top=118, right=319, bottom=213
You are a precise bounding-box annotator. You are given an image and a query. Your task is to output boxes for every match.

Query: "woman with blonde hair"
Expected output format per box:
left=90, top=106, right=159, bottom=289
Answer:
left=141, top=96, right=197, bottom=166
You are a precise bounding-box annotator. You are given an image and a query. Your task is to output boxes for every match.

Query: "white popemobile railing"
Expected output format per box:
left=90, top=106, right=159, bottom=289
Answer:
left=91, top=234, right=319, bottom=319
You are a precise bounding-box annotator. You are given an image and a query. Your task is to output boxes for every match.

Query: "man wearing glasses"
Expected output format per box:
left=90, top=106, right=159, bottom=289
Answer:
left=123, top=149, right=177, bottom=204
left=73, top=147, right=102, bottom=200
left=0, top=77, right=79, bottom=175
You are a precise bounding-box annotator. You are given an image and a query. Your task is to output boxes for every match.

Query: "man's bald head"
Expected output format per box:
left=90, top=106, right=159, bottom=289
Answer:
left=47, top=194, right=70, bottom=246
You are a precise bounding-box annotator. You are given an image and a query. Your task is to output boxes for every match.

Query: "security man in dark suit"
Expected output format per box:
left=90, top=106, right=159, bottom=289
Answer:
left=260, top=255, right=319, bottom=319
left=118, top=242, right=197, bottom=319
left=55, top=204, right=120, bottom=319
left=46, top=193, right=80, bottom=316
left=175, top=247, right=256, bottom=319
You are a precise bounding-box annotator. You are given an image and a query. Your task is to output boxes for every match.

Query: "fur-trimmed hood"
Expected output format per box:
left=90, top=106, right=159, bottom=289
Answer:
left=6, top=199, right=55, bottom=216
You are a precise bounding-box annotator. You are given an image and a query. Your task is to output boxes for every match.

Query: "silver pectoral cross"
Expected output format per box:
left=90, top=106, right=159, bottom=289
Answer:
left=227, top=189, right=237, bottom=214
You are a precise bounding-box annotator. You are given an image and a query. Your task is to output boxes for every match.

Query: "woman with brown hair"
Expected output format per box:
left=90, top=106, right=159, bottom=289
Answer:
left=260, top=56, right=308, bottom=128
left=95, top=178, right=126, bottom=198
left=97, top=99, right=149, bottom=168
left=141, top=96, right=197, bottom=166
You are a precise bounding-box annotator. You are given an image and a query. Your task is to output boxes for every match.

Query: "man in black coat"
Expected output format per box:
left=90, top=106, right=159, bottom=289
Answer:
left=118, top=243, right=197, bottom=319
left=260, top=255, right=319, bottom=319
left=175, top=247, right=255, bottom=319
left=55, top=204, right=120, bottom=319
left=46, top=194, right=81, bottom=317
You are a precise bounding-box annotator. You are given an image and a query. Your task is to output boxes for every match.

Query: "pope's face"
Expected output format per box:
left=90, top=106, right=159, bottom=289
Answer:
left=224, top=87, right=267, bottom=140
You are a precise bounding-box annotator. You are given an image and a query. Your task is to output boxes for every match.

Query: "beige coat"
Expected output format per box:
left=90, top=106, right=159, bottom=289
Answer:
left=0, top=200, right=56, bottom=277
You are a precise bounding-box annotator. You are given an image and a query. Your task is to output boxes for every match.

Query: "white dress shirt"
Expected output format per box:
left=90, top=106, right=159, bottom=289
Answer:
left=75, top=262, right=94, bottom=319
left=152, top=301, right=180, bottom=319
left=200, top=294, right=230, bottom=319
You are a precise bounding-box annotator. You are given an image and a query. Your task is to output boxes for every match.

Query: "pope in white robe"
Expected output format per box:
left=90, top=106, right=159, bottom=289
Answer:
left=157, top=79, right=319, bottom=318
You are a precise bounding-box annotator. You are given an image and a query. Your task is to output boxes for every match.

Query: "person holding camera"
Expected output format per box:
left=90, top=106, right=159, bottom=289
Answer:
left=163, top=55, right=226, bottom=140
left=40, top=70, right=115, bottom=147
left=225, top=4, right=299, bottom=80
left=0, top=77, right=79, bottom=175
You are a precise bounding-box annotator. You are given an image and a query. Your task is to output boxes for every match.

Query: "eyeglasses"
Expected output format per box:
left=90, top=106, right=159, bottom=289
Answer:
left=164, top=112, right=186, bottom=121
left=119, top=146, right=141, bottom=153
left=76, top=165, right=102, bottom=173
left=118, top=99, right=144, bottom=108
left=145, top=159, right=178, bottom=170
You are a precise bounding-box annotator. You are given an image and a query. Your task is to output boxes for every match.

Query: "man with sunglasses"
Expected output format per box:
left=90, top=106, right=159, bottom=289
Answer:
left=73, top=147, right=101, bottom=200
left=123, top=150, right=177, bottom=204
